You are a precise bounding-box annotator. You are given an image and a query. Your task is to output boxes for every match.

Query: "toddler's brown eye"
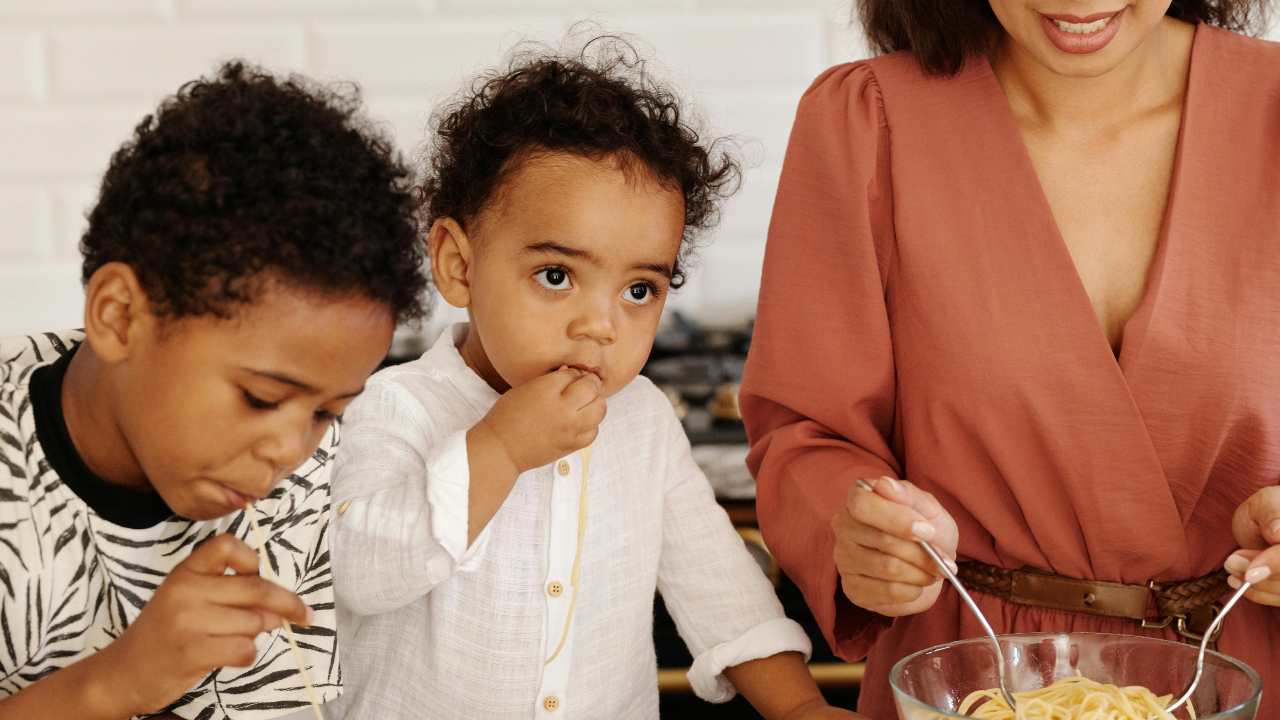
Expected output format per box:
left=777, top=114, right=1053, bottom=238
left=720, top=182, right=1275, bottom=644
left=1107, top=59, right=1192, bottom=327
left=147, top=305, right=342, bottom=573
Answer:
left=623, top=283, right=656, bottom=306
left=535, top=267, right=572, bottom=290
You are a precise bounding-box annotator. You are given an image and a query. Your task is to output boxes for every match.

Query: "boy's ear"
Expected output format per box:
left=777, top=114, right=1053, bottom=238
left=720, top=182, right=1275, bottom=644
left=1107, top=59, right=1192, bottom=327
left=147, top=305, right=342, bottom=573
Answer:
left=429, top=217, right=474, bottom=309
left=82, top=262, right=157, bottom=364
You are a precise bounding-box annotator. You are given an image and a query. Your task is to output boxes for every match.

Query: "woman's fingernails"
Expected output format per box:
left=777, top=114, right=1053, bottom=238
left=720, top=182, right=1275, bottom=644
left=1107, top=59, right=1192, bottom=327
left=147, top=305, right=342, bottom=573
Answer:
left=1245, top=566, right=1272, bottom=585
left=911, top=521, right=936, bottom=541
left=879, top=476, right=901, bottom=494
left=1228, top=575, right=1242, bottom=589
left=1268, top=519, right=1280, bottom=540
left=1224, top=554, right=1249, bottom=573
left=945, top=558, right=959, bottom=574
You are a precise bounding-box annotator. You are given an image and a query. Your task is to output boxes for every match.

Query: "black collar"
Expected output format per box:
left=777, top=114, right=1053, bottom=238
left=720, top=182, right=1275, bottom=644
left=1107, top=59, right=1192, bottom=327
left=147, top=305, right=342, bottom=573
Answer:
left=30, top=346, right=175, bottom=529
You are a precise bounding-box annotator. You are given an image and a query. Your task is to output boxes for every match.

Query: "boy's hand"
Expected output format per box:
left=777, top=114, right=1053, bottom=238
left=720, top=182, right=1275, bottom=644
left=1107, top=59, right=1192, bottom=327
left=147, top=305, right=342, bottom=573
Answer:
left=94, top=534, right=312, bottom=717
left=479, top=367, right=606, bottom=473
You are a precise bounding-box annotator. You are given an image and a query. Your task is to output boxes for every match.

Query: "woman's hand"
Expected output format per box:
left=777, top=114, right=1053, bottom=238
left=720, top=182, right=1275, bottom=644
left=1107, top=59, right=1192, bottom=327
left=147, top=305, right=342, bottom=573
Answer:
left=831, top=476, right=959, bottom=617
left=1226, top=486, right=1280, bottom=606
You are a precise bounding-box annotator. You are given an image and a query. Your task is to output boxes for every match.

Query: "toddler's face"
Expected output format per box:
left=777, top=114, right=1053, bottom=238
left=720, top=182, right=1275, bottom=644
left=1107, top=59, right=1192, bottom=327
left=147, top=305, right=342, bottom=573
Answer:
left=460, top=152, right=684, bottom=398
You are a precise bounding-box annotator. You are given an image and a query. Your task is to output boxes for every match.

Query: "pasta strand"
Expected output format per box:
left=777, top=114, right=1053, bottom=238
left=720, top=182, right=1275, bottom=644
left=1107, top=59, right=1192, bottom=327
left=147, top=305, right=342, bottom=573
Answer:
left=957, top=675, right=1196, bottom=720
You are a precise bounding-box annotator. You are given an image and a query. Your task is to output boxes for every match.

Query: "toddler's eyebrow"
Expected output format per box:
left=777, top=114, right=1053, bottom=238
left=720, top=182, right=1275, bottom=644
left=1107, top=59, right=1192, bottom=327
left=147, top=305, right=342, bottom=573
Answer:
left=632, top=261, right=673, bottom=279
left=523, top=241, right=598, bottom=264
left=523, top=241, right=673, bottom=279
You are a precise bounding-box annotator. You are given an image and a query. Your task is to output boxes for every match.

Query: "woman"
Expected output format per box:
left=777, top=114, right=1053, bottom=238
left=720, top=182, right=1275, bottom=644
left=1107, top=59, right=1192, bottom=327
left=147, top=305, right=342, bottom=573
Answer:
left=740, top=1, right=1280, bottom=716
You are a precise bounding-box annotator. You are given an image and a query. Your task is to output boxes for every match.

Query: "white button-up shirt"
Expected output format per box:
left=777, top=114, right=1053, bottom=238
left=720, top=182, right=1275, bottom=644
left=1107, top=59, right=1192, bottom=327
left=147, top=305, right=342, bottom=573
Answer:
left=327, top=324, right=809, bottom=719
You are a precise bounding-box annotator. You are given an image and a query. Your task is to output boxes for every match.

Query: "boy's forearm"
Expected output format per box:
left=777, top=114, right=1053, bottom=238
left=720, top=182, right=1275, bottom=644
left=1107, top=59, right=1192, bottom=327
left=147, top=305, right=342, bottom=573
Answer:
left=0, top=649, right=129, bottom=720
left=723, top=651, right=825, bottom=720
left=466, top=421, right=521, bottom=546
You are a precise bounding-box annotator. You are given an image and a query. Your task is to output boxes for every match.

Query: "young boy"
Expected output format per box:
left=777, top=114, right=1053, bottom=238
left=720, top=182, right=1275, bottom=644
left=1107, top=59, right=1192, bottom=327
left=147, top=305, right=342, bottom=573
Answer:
left=329, top=44, right=865, bottom=719
left=0, top=62, right=427, bottom=719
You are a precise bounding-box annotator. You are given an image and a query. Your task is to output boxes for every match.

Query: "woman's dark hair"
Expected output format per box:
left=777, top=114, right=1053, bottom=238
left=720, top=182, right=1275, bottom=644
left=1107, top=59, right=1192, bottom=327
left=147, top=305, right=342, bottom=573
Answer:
left=81, top=61, right=429, bottom=323
left=419, top=36, right=741, bottom=288
left=859, top=0, right=1271, bottom=75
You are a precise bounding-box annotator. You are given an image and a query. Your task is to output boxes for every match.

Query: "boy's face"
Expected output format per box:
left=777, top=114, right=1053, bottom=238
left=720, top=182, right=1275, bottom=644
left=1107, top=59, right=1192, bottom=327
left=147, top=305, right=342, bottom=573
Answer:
left=458, top=153, right=684, bottom=398
left=115, top=284, right=394, bottom=520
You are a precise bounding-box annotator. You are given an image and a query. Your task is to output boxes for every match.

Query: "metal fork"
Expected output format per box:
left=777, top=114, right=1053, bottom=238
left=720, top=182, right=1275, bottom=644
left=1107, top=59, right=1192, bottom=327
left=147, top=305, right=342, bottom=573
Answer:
left=854, top=479, right=1017, bottom=710
left=1162, top=579, right=1252, bottom=715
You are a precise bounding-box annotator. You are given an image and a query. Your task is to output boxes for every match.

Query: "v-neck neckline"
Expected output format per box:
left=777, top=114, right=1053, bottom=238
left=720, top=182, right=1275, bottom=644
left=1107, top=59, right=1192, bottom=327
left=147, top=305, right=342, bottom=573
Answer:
left=977, top=22, right=1203, bottom=374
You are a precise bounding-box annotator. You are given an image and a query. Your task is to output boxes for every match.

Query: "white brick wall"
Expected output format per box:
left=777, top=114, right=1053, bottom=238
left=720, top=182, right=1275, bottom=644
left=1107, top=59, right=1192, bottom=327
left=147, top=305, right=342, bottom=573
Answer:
left=1, top=3, right=1274, bottom=337
left=0, top=0, right=865, bottom=335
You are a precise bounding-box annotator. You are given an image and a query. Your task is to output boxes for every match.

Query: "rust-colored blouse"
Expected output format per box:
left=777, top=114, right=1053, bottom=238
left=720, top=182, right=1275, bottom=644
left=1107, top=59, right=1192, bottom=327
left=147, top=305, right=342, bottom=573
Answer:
left=742, top=23, right=1280, bottom=719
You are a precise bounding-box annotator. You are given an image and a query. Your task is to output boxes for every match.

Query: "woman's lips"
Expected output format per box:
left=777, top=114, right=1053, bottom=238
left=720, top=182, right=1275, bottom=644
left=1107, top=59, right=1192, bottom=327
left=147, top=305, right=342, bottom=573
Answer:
left=1039, top=8, right=1124, bottom=54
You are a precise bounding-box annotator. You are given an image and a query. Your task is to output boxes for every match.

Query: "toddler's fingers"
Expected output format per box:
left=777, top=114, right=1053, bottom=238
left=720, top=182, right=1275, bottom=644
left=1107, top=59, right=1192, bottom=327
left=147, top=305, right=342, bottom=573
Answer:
left=578, top=396, right=607, bottom=430
left=562, top=373, right=603, bottom=409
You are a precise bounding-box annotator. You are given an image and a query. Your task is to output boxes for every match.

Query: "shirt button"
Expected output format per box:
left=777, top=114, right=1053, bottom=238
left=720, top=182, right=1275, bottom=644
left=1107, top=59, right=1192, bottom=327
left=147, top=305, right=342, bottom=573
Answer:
left=542, top=695, right=560, bottom=712
left=337, top=500, right=351, bottom=515
left=547, top=581, right=564, bottom=597
left=556, top=460, right=571, bottom=476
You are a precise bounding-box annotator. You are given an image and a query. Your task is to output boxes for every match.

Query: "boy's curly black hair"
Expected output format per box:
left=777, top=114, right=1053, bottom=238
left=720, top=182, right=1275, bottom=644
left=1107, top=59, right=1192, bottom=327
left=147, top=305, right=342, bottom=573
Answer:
left=420, top=37, right=741, bottom=288
left=81, top=61, right=428, bottom=323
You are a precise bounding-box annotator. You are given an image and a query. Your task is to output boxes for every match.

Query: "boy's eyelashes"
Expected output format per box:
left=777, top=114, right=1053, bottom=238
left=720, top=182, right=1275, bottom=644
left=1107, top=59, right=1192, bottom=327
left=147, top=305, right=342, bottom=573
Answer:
left=242, top=390, right=281, bottom=411
left=241, top=390, right=342, bottom=422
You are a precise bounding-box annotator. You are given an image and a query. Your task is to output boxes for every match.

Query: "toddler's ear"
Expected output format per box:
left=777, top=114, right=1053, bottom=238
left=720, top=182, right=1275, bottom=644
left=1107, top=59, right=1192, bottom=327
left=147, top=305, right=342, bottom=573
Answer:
left=428, top=217, right=473, bottom=309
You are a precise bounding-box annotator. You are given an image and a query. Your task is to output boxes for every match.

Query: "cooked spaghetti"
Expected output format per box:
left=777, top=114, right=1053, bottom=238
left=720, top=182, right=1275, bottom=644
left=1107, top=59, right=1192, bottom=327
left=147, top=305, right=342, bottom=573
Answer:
left=958, top=675, right=1196, bottom=719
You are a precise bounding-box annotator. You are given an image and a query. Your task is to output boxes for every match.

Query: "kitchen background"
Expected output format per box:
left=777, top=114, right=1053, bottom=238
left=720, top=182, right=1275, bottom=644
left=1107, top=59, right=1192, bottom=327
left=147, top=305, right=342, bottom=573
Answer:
left=2, top=2, right=1277, bottom=718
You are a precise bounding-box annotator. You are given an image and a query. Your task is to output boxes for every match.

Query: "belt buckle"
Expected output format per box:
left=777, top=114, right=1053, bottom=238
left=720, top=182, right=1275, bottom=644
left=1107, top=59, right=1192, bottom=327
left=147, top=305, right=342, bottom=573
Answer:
left=1139, top=580, right=1223, bottom=645
left=1174, top=603, right=1224, bottom=645
left=1140, top=579, right=1174, bottom=630
left=1140, top=615, right=1174, bottom=630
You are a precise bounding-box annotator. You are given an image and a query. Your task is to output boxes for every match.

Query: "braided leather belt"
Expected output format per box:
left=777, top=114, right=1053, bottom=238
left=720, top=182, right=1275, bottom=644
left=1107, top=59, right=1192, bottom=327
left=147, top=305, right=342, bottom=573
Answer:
left=956, top=561, right=1232, bottom=644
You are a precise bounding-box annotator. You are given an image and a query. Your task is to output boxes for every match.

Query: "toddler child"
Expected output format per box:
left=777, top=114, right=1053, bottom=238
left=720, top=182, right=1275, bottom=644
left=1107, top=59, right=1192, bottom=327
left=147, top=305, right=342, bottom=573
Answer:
left=329, top=42, right=864, bottom=720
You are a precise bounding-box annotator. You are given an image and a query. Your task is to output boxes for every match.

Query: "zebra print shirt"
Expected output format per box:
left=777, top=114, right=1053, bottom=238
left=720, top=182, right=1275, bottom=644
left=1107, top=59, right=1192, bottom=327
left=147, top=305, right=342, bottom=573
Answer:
left=0, top=331, right=341, bottom=719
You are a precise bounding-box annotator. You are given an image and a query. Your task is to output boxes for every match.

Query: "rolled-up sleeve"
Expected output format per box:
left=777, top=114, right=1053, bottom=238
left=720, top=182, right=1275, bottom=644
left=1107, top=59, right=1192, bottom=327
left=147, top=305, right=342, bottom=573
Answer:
left=655, top=409, right=811, bottom=703
left=330, top=382, right=488, bottom=617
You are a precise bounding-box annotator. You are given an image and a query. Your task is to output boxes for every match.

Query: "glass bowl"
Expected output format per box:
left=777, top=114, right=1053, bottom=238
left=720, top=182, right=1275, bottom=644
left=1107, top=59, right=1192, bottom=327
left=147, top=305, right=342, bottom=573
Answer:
left=890, top=632, right=1261, bottom=719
